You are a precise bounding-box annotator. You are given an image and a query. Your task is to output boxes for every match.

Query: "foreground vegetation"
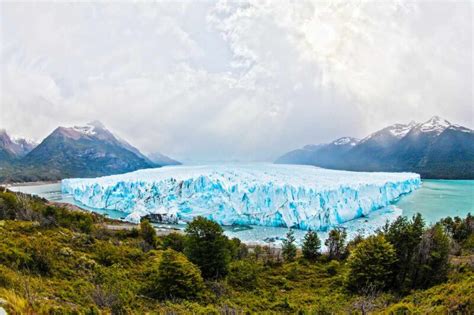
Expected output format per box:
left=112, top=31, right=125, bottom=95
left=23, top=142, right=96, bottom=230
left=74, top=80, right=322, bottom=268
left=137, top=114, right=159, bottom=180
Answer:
left=0, top=189, right=473, bottom=314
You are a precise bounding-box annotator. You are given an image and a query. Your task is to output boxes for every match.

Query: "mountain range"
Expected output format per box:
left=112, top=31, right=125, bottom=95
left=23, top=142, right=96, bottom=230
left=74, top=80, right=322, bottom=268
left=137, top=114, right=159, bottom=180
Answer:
left=0, top=121, right=180, bottom=183
left=276, top=116, right=474, bottom=179
left=0, top=129, right=37, bottom=164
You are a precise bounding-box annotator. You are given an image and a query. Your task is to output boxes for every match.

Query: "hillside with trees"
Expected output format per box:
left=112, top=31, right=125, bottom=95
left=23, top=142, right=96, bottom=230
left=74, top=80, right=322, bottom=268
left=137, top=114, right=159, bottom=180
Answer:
left=0, top=189, right=472, bottom=313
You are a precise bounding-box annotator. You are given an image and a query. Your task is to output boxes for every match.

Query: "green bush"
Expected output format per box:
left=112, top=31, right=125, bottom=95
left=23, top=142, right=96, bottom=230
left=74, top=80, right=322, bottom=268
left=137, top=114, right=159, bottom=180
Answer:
left=146, top=249, right=204, bottom=300
left=162, top=232, right=186, bottom=252
left=93, top=241, right=143, bottom=267
left=0, top=192, right=18, bottom=220
left=228, top=237, right=249, bottom=260
left=41, top=205, right=95, bottom=233
left=227, top=260, right=260, bottom=290
left=92, top=265, right=136, bottom=313
left=140, top=219, right=157, bottom=248
left=347, top=235, right=396, bottom=292
left=0, top=265, right=16, bottom=288
left=325, top=260, right=340, bottom=276
left=386, top=302, right=417, bottom=315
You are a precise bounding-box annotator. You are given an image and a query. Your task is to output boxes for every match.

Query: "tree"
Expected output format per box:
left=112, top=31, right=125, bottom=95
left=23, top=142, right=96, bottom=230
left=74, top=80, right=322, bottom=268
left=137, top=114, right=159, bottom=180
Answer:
left=140, top=219, right=157, bottom=248
left=146, top=249, right=203, bottom=300
left=384, top=214, right=424, bottom=291
left=411, top=224, right=450, bottom=289
left=184, top=216, right=231, bottom=279
left=439, top=213, right=473, bottom=244
left=282, top=229, right=297, bottom=262
left=302, top=230, right=321, bottom=260
left=347, top=235, right=397, bottom=293
left=228, top=237, right=249, bottom=260
left=325, top=228, right=347, bottom=260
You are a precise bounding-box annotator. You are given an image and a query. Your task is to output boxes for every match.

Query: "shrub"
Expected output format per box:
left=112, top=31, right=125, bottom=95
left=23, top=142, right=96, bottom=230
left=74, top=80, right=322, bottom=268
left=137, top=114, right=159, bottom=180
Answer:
left=162, top=232, right=186, bottom=252
left=92, top=265, right=136, bottom=313
left=40, top=205, right=95, bottom=233
left=27, top=237, right=55, bottom=275
left=146, top=249, right=203, bottom=300
left=94, top=242, right=123, bottom=267
left=0, top=265, right=16, bottom=288
left=347, top=235, right=396, bottom=292
left=184, top=216, right=231, bottom=279
left=302, top=230, right=321, bottom=261
left=326, top=260, right=340, bottom=276
left=93, top=242, right=143, bottom=267
left=228, top=237, right=249, bottom=260
left=282, top=229, right=297, bottom=262
left=386, top=302, right=417, bottom=315
left=227, top=260, right=260, bottom=290
left=0, top=192, right=18, bottom=220
left=140, top=219, right=157, bottom=248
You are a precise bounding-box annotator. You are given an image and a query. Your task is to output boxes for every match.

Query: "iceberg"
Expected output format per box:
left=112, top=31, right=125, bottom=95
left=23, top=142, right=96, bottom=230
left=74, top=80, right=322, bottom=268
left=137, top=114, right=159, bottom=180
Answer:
left=61, top=164, right=421, bottom=230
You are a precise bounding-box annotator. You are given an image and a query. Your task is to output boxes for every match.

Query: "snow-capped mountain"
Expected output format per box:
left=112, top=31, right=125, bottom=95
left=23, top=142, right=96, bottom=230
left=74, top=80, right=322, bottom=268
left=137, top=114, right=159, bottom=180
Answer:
left=360, top=121, right=417, bottom=144
left=276, top=116, right=474, bottom=179
left=17, top=121, right=156, bottom=180
left=415, top=116, right=451, bottom=135
left=0, top=129, right=37, bottom=163
left=276, top=136, right=360, bottom=169
left=0, top=121, right=179, bottom=182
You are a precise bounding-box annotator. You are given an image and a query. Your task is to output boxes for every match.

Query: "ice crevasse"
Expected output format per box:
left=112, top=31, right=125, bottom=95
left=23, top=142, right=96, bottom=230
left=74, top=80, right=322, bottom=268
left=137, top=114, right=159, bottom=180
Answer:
left=61, top=164, right=421, bottom=231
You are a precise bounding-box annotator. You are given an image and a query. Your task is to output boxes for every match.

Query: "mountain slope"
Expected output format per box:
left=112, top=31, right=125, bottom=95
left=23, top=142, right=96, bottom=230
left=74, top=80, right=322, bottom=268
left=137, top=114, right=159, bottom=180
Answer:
left=276, top=138, right=359, bottom=169
left=0, top=129, right=37, bottom=165
left=21, top=122, right=156, bottom=179
left=275, top=116, right=474, bottom=179
left=148, top=151, right=181, bottom=166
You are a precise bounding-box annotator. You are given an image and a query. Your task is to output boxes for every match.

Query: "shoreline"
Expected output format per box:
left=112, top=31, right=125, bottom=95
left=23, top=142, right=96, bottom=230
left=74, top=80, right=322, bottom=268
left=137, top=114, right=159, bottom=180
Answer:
left=0, top=180, right=61, bottom=187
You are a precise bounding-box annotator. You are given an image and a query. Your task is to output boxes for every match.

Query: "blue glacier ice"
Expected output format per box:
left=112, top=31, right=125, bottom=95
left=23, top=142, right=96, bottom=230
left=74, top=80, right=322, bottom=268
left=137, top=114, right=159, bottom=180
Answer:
left=61, top=164, right=421, bottom=230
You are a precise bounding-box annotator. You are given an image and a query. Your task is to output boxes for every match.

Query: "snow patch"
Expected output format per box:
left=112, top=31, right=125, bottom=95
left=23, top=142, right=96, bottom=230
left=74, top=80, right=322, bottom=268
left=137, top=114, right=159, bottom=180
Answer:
left=418, top=116, right=451, bottom=135
left=72, top=125, right=97, bottom=136
left=389, top=122, right=417, bottom=138
left=332, top=137, right=359, bottom=146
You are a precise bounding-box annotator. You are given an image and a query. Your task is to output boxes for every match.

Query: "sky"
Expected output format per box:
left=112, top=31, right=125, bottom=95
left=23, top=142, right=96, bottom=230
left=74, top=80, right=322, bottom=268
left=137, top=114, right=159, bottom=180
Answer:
left=1, top=0, right=472, bottom=162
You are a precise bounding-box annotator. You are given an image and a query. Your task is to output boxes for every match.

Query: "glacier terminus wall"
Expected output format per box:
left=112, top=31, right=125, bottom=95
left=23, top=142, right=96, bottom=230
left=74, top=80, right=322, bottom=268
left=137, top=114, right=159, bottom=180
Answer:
left=61, top=164, right=421, bottom=230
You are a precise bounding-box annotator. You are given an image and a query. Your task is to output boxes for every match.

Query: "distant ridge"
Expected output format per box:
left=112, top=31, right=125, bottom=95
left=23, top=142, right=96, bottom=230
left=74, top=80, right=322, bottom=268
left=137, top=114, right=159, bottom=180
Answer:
left=0, top=129, right=37, bottom=164
left=0, top=121, right=180, bottom=183
left=276, top=116, right=474, bottom=179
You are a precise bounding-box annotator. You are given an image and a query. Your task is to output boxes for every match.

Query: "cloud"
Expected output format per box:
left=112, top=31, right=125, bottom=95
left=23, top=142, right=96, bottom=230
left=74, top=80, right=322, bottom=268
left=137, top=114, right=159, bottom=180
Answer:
left=0, top=0, right=472, bottom=161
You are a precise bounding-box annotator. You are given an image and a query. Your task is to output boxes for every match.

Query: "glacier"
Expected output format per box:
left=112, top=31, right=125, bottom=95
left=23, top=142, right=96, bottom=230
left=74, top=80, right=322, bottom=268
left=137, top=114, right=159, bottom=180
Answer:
left=61, top=164, right=421, bottom=231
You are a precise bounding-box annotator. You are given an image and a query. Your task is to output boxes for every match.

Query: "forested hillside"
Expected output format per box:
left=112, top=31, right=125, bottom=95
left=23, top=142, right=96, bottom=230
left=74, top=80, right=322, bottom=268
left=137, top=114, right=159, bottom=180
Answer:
left=0, top=190, right=472, bottom=313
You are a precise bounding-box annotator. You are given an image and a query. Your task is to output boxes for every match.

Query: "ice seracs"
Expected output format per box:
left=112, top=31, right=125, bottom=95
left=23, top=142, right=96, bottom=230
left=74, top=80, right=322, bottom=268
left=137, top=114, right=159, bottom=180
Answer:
left=62, top=164, right=421, bottom=231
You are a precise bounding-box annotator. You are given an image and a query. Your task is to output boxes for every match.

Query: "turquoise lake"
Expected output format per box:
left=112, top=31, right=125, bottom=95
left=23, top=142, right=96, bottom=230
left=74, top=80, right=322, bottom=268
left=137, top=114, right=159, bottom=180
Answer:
left=395, top=179, right=473, bottom=224
left=7, top=179, right=473, bottom=246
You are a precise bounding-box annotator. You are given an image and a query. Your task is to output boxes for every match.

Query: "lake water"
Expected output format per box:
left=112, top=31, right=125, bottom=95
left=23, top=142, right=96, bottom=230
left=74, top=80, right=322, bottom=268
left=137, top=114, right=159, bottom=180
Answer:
left=7, top=179, right=473, bottom=246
